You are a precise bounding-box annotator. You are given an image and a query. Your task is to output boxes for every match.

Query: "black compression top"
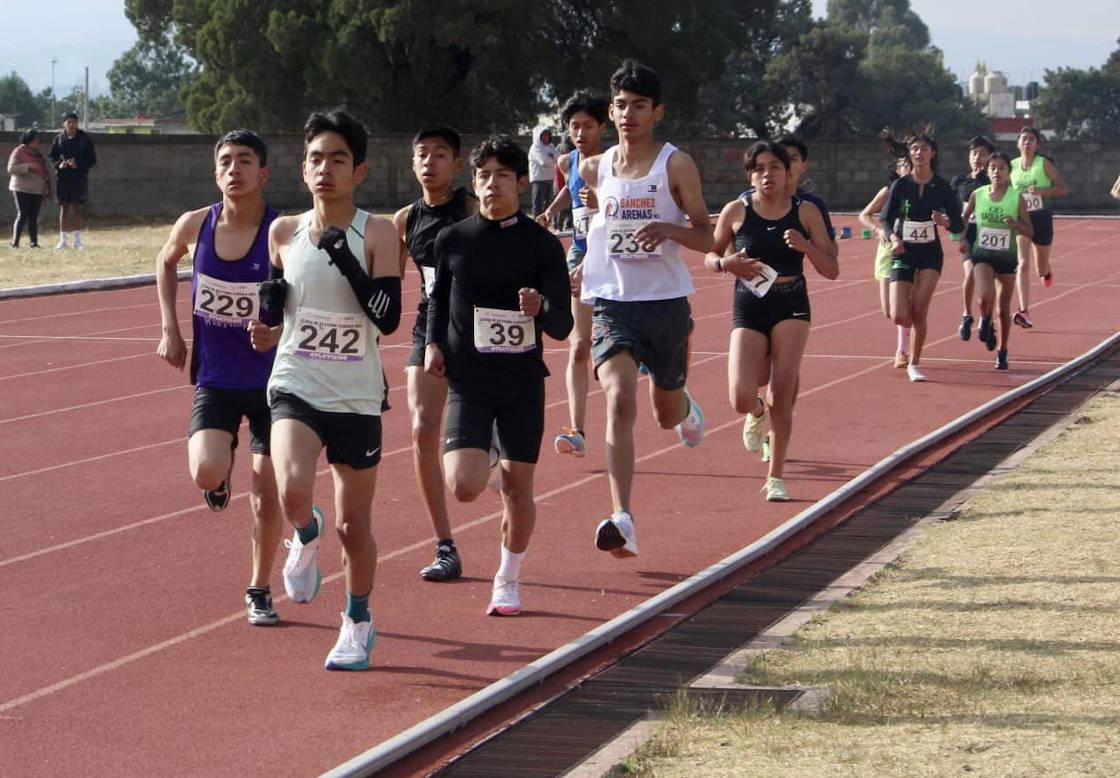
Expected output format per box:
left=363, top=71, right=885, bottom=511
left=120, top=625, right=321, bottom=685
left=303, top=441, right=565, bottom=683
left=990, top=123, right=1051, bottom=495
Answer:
left=428, top=212, right=573, bottom=381
left=949, top=170, right=990, bottom=214
left=405, top=187, right=474, bottom=314
left=879, top=174, right=964, bottom=258
left=734, top=195, right=807, bottom=279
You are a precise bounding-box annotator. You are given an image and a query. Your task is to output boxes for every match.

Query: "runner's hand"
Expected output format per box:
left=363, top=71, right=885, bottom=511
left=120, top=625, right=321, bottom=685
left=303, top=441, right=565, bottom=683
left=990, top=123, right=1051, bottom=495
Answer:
left=156, top=331, right=186, bottom=370
left=633, top=221, right=670, bottom=250
left=579, top=186, right=597, bottom=210
left=247, top=320, right=281, bottom=352
left=518, top=287, right=542, bottom=317
left=932, top=211, right=949, bottom=229
left=317, top=225, right=362, bottom=277
left=890, top=235, right=904, bottom=256
left=722, top=251, right=765, bottom=281
left=535, top=211, right=553, bottom=229
left=424, top=343, right=446, bottom=377
left=958, top=237, right=970, bottom=255
left=783, top=229, right=808, bottom=252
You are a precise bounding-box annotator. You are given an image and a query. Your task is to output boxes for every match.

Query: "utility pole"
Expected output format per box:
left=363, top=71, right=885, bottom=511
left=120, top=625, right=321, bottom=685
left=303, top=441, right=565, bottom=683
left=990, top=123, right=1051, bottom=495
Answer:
left=83, top=66, right=89, bottom=128
left=51, top=58, right=57, bottom=128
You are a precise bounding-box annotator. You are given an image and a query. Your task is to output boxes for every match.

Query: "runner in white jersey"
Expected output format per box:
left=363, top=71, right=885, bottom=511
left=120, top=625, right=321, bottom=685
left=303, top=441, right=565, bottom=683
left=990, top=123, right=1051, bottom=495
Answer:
left=250, top=109, right=400, bottom=671
left=578, top=60, right=713, bottom=559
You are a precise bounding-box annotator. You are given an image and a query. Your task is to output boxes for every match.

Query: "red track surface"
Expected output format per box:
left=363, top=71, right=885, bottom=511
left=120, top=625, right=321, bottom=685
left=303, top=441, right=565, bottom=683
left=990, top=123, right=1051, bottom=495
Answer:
left=2, top=216, right=1117, bottom=776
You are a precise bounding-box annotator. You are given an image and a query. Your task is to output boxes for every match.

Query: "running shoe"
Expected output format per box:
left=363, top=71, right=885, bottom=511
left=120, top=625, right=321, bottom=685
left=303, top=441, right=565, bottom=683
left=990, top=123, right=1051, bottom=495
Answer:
left=907, top=364, right=927, bottom=382
left=741, top=400, right=766, bottom=453
left=674, top=389, right=705, bottom=448
left=1041, top=271, right=1053, bottom=287
left=638, top=363, right=650, bottom=376
left=486, top=575, right=522, bottom=616
left=957, top=314, right=974, bottom=341
left=762, top=477, right=790, bottom=502
left=325, top=613, right=376, bottom=671
left=72, top=234, right=84, bottom=250
left=595, top=510, right=638, bottom=558
left=554, top=427, right=587, bottom=457
left=282, top=505, right=324, bottom=604
left=995, top=350, right=1009, bottom=370
left=893, top=350, right=909, bottom=369
left=203, top=451, right=235, bottom=512
left=977, top=317, right=997, bottom=351
left=244, top=587, right=279, bottom=626
left=55, top=237, right=67, bottom=249
left=1013, top=310, right=1034, bottom=329
left=420, top=541, right=462, bottom=581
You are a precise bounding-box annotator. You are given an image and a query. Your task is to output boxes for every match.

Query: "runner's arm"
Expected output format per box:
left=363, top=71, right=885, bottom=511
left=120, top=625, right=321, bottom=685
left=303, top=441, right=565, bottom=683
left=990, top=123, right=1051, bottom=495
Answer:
left=958, top=192, right=976, bottom=254
left=641, top=151, right=713, bottom=253
left=155, top=210, right=204, bottom=370
left=1041, top=159, right=1068, bottom=198
left=532, top=235, right=574, bottom=341
left=1111, top=173, right=1120, bottom=201
left=859, top=187, right=889, bottom=240
left=318, top=222, right=401, bottom=334
left=793, top=200, right=839, bottom=280
left=944, top=187, right=965, bottom=234
left=704, top=200, right=742, bottom=273
left=392, top=204, right=411, bottom=278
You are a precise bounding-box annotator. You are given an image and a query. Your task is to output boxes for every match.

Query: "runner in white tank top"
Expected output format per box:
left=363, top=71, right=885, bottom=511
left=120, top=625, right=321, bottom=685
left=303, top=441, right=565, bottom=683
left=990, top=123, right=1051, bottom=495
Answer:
left=574, top=60, right=714, bottom=561
left=250, top=110, right=400, bottom=672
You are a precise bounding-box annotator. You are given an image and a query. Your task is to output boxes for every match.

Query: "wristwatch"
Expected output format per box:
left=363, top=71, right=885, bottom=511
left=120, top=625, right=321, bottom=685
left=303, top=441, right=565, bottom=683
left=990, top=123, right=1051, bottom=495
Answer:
left=539, top=294, right=551, bottom=315
left=715, top=257, right=723, bottom=272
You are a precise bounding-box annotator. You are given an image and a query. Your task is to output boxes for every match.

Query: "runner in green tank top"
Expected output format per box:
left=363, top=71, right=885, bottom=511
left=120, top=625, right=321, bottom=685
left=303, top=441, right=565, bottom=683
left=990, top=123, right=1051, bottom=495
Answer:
left=1009, top=127, right=1067, bottom=328
left=960, top=152, right=1033, bottom=370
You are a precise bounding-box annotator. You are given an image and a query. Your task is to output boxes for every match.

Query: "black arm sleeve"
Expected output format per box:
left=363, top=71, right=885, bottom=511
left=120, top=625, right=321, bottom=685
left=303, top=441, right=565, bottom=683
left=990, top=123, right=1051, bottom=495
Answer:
left=258, top=262, right=287, bottom=326
left=426, top=233, right=452, bottom=348
left=318, top=225, right=402, bottom=334
left=537, top=234, right=574, bottom=341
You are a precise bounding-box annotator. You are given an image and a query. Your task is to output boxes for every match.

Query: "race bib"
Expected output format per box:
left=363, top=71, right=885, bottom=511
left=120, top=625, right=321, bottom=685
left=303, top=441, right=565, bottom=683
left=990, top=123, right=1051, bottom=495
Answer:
left=977, top=225, right=1012, bottom=252
left=292, top=307, right=367, bottom=362
left=739, top=262, right=779, bottom=298
left=473, top=306, right=536, bottom=354
left=572, top=206, right=596, bottom=240
left=607, top=219, right=662, bottom=260
left=902, top=220, right=936, bottom=244
left=420, top=265, right=436, bottom=296
left=1023, top=192, right=1044, bottom=211
left=194, top=273, right=259, bottom=325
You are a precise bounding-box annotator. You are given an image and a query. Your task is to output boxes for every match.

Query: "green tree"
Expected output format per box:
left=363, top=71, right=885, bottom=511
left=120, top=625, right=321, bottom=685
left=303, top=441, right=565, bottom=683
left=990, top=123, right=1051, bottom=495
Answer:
left=0, top=72, right=44, bottom=126
left=826, top=0, right=929, bottom=47
left=104, top=34, right=196, bottom=118
left=1033, top=39, right=1120, bottom=140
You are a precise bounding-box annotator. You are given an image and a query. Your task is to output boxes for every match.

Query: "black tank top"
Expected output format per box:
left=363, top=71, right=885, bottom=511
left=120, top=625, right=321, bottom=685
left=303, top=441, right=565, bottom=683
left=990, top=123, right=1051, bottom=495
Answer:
left=405, top=187, right=472, bottom=270
left=734, top=195, right=806, bottom=278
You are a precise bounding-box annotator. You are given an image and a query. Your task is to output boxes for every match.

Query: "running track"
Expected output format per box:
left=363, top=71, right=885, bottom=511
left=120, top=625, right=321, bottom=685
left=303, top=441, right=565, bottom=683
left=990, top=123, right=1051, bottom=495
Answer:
left=1, top=216, right=1117, bottom=776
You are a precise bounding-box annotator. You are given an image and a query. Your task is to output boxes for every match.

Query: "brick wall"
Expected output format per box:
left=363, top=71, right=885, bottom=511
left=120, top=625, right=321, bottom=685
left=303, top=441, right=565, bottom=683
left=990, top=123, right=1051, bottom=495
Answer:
left=3, top=131, right=1118, bottom=228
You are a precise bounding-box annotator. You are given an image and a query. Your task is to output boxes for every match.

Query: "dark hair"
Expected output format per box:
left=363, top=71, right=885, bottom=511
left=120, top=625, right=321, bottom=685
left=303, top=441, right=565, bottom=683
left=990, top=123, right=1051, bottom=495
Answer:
left=214, top=129, right=268, bottom=166
left=470, top=134, right=528, bottom=178
left=20, top=129, right=37, bottom=145
left=304, top=109, right=367, bottom=166
left=968, top=135, right=995, bottom=153
left=988, top=151, right=1012, bottom=169
left=1019, top=126, right=1042, bottom=143
left=62, top=111, right=78, bottom=121
left=905, top=133, right=940, bottom=172
left=777, top=135, right=809, bottom=161
left=413, top=124, right=462, bottom=157
left=879, top=128, right=909, bottom=160
left=609, top=59, right=662, bottom=106
left=560, top=91, right=609, bottom=125
left=743, top=141, right=791, bottom=172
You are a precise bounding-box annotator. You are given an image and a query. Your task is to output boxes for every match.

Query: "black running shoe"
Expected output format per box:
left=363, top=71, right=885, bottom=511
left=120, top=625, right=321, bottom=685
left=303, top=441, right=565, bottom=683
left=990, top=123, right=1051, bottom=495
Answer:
left=995, top=350, right=1009, bottom=370
left=203, top=448, right=235, bottom=511
left=245, top=587, right=279, bottom=626
left=958, top=314, right=974, bottom=341
left=420, top=542, right=462, bottom=581
left=977, top=317, right=997, bottom=351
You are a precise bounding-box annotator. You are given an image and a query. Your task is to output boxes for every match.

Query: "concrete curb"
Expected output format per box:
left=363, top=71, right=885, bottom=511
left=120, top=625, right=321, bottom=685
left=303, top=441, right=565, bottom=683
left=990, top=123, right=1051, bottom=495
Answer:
left=0, top=270, right=192, bottom=300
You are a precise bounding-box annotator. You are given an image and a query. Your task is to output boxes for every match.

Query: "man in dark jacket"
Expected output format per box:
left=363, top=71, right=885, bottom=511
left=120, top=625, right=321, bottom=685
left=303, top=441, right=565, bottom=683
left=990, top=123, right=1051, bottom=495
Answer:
left=49, top=111, right=97, bottom=249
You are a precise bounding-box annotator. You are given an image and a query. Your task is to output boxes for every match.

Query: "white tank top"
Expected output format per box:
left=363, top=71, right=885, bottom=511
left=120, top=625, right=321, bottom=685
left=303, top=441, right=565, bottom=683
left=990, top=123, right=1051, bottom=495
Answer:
left=580, top=142, right=694, bottom=303
left=268, top=209, right=386, bottom=415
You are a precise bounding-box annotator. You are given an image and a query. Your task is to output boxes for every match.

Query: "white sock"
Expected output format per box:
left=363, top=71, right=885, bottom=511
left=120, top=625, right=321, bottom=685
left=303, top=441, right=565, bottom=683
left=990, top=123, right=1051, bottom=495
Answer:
left=897, top=326, right=910, bottom=352
left=497, top=544, right=525, bottom=581
left=59, top=232, right=68, bottom=245
left=73, top=230, right=82, bottom=242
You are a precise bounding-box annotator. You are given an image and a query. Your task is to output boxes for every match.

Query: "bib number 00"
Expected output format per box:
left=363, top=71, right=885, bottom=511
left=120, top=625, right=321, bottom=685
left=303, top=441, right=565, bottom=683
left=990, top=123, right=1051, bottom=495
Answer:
left=292, top=308, right=367, bottom=362
left=473, top=307, right=536, bottom=354
left=1023, top=193, right=1043, bottom=211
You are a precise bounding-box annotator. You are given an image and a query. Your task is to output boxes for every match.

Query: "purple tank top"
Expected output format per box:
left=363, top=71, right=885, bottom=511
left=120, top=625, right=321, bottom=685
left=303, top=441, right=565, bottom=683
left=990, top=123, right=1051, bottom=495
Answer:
left=190, top=202, right=277, bottom=389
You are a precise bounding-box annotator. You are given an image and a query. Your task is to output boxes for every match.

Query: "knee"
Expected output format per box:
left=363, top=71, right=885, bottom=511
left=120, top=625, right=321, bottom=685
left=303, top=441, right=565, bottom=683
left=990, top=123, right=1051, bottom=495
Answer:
left=334, top=514, right=370, bottom=549
left=249, top=486, right=280, bottom=520
left=410, top=409, right=441, bottom=451
left=570, top=337, right=591, bottom=364
left=733, top=390, right=759, bottom=416
left=653, top=402, right=679, bottom=430
left=605, top=386, right=637, bottom=425
left=892, top=313, right=911, bottom=328
left=191, top=460, right=226, bottom=491
left=447, top=472, right=483, bottom=503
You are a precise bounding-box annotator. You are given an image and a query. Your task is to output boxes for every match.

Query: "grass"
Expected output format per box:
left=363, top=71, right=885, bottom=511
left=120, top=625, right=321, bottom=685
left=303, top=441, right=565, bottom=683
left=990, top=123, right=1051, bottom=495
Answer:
left=621, top=388, right=1120, bottom=777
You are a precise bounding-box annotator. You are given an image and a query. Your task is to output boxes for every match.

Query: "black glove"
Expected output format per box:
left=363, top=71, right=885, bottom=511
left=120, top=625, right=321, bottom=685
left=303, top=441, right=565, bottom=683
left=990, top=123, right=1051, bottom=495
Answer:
left=317, top=225, right=363, bottom=279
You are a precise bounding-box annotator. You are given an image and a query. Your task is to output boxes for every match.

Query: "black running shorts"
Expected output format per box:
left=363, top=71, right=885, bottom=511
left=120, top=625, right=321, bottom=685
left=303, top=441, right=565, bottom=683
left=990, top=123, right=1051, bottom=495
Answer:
left=590, top=297, right=693, bottom=391
left=732, top=275, right=811, bottom=335
left=268, top=389, right=382, bottom=469
left=444, top=376, right=545, bottom=464
left=189, top=386, right=271, bottom=455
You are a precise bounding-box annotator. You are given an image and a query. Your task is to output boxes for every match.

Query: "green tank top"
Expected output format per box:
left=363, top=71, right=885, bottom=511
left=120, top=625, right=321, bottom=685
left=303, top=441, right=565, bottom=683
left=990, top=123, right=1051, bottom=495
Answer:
left=1010, top=154, right=1052, bottom=212
left=972, top=185, right=1020, bottom=262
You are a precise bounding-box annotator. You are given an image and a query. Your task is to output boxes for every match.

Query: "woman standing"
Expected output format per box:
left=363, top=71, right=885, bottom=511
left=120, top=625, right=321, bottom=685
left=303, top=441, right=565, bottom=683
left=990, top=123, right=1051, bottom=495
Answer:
left=879, top=134, right=964, bottom=382
left=859, top=155, right=911, bottom=367
left=1010, top=127, right=1068, bottom=328
left=7, top=129, right=51, bottom=248
left=960, top=151, right=1033, bottom=370
left=706, top=141, right=837, bottom=502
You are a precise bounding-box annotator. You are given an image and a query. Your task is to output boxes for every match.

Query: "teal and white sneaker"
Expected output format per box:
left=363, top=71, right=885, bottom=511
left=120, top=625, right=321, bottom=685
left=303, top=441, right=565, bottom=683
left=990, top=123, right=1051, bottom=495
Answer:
left=325, top=613, right=376, bottom=671
left=674, top=389, right=705, bottom=448
left=282, top=505, right=324, bottom=604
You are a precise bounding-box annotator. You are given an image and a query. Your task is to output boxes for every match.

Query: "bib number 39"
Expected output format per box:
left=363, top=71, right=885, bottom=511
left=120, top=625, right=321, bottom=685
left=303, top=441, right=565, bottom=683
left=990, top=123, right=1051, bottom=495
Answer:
left=473, top=307, right=536, bottom=354
left=293, top=308, right=367, bottom=362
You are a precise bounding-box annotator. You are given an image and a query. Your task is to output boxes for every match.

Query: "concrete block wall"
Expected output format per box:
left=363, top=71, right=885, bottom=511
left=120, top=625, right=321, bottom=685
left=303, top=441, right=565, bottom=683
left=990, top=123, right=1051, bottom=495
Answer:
left=3, top=131, right=1118, bottom=230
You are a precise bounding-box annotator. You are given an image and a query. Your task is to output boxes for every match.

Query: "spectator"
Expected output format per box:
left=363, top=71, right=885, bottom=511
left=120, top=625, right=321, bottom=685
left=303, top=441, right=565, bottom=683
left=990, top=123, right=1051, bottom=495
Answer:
left=7, top=129, right=51, bottom=248
left=1111, top=172, right=1120, bottom=200
left=528, top=126, right=558, bottom=218
left=49, top=110, right=97, bottom=249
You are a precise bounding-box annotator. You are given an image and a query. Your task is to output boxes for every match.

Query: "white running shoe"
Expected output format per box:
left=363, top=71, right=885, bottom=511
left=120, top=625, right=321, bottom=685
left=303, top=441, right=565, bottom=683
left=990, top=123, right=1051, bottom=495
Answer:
left=554, top=427, right=587, bottom=457
left=55, top=237, right=68, bottom=249
left=763, top=477, right=790, bottom=502
left=674, top=389, right=705, bottom=448
left=282, top=505, right=324, bottom=604
left=324, top=613, right=376, bottom=670
left=595, top=510, right=638, bottom=558
left=907, top=364, right=927, bottom=383
left=742, top=401, right=766, bottom=452
left=72, top=234, right=83, bottom=250
left=486, top=575, right=522, bottom=616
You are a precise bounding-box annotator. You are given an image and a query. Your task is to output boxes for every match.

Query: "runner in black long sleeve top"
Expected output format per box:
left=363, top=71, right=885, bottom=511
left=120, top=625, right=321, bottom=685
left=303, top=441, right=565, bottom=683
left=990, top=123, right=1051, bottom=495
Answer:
left=427, top=211, right=573, bottom=381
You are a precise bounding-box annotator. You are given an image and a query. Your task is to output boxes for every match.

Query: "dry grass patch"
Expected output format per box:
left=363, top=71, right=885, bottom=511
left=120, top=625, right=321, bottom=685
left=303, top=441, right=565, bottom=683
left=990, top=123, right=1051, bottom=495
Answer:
left=623, top=389, right=1120, bottom=778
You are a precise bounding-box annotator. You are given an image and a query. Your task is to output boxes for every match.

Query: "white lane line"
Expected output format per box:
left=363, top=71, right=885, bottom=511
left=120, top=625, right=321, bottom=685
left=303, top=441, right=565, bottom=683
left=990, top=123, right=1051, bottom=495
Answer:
left=0, top=352, right=154, bottom=381
left=0, top=386, right=189, bottom=426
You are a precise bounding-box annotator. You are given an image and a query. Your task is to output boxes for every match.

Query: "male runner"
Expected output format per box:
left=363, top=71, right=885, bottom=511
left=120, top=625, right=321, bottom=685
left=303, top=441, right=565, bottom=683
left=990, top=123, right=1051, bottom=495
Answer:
left=155, top=129, right=282, bottom=626
left=949, top=135, right=993, bottom=340
left=252, top=109, right=401, bottom=670
left=578, top=60, right=713, bottom=558
left=392, top=125, right=478, bottom=581
left=425, top=135, right=573, bottom=615
left=537, top=91, right=610, bottom=457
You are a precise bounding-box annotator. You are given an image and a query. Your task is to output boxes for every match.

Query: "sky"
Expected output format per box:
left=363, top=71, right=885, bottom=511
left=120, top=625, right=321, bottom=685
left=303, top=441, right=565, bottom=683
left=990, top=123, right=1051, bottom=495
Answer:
left=1, top=1, right=1117, bottom=99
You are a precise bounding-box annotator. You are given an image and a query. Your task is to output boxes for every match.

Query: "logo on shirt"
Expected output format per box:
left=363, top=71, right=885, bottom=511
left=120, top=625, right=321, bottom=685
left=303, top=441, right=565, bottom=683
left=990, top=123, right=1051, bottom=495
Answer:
left=602, top=195, right=657, bottom=221
left=647, top=184, right=658, bottom=193
left=250, top=263, right=260, bottom=270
